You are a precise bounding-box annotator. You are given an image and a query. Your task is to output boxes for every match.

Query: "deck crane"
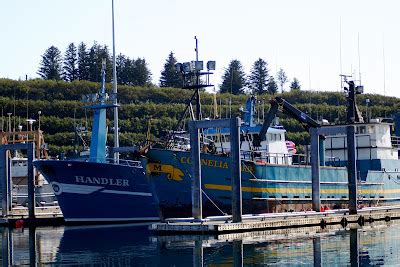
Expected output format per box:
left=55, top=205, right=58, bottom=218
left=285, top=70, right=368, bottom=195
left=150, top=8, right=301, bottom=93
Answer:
left=254, top=96, right=320, bottom=148
left=254, top=96, right=323, bottom=212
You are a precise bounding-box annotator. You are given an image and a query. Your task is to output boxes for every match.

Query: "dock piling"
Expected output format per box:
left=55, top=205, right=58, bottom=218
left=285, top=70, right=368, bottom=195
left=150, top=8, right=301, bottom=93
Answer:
left=189, top=118, right=242, bottom=222
left=347, top=125, right=358, bottom=214
left=310, top=128, right=321, bottom=212
left=230, top=117, right=242, bottom=223
left=189, top=122, right=202, bottom=220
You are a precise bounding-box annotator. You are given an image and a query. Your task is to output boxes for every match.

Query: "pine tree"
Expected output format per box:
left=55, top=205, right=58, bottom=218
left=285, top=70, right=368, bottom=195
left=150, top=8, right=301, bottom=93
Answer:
left=37, top=46, right=63, bottom=80
left=63, top=43, right=78, bottom=81
left=248, top=58, right=269, bottom=95
left=77, top=42, right=90, bottom=81
left=220, top=59, right=246, bottom=95
left=133, top=58, right=152, bottom=86
left=290, top=77, right=301, bottom=91
left=116, top=54, right=129, bottom=85
left=276, top=68, right=288, bottom=93
left=267, top=76, right=278, bottom=95
left=87, top=44, right=98, bottom=82
left=159, top=52, right=182, bottom=88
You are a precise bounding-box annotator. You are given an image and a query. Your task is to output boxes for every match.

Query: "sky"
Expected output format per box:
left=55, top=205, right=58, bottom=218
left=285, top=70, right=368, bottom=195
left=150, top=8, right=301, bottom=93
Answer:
left=1, top=0, right=400, bottom=97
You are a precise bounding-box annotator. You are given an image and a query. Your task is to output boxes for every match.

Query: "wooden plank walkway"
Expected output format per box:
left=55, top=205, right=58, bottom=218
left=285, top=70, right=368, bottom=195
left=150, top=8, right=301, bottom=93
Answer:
left=0, top=206, right=64, bottom=227
left=150, top=205, right=400, bottom=234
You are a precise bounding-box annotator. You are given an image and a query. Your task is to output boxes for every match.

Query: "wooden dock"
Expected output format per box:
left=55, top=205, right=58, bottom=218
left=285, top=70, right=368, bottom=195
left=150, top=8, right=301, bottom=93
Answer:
left=150, top=205, right=400, bottom=234
left=0, top=206, right=64, bottom=227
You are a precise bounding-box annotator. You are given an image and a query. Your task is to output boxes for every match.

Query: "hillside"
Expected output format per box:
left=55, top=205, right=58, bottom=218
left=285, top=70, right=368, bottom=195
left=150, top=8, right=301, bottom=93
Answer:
left=1, top=79, right=399, bottom=156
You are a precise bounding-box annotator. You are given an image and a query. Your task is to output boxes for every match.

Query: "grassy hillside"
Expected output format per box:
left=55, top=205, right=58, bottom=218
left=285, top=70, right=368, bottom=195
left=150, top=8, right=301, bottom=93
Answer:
left=1, top=78, right=399, bottom=156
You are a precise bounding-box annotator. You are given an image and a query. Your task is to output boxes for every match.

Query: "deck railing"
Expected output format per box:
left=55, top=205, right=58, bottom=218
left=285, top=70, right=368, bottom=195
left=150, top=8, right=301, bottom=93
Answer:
left=241, top=150, right=308, bottom=166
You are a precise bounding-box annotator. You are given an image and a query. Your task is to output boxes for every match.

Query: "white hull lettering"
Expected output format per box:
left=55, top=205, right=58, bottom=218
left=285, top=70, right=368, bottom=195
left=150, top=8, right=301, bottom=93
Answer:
left=75, top=176, right=129, bottom=187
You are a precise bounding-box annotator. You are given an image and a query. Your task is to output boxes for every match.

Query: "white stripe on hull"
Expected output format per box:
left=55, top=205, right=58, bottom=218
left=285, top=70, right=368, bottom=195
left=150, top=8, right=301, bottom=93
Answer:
left=101, top=189, right=152, bottom=197
left=52, top=182, right=152, bottom=197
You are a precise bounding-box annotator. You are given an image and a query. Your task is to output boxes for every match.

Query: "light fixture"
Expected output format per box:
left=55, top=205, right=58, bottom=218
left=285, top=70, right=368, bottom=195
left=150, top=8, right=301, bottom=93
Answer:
left=207, top=61, right=216, bottom=70
left=182, top=62, right=192, bottom=73
left=174, top=63, right=182, bottom=73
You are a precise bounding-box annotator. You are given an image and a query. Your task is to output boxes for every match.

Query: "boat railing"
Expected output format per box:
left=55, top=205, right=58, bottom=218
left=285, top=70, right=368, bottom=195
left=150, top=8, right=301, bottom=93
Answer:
left=241, top=150, right=308, bottom=166
left=391, top=136, right=400, bottom=148
left=107, top=158, right=143, bottom=168
left=325, top=157, right=342, bottom=167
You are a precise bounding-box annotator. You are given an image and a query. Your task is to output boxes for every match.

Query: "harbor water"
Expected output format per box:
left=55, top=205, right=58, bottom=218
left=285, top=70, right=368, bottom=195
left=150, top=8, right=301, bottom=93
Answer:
left=1, top=221, right=400, bottom=266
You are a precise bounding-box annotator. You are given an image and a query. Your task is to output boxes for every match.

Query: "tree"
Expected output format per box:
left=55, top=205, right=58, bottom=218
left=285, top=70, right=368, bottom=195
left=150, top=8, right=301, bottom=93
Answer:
left=220, top=59, right=247, bottom=95
left=116, top=54, right=130, bottom=85
left=77, top=42, right=90, bottom=81
left=248, top=58, right=269, bottom=95
left=290, top=77, right=301, bottom=91
left=117, top=55, right=152, bottom=86
left=276, top=68, right=288, bottom=93
left=267, top=76, right=278, bottom=95
left=63, top=43, right=78, bottom=81
left=159, top=52, right=182, bottom=88
left=37, top=46, right=63, bottom=80
left=133, top=58, right=152, bottom=86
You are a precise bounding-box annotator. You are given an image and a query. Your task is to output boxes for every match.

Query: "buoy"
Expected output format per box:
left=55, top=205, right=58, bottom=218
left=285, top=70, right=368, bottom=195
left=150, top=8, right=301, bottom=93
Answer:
left=15, top=219, right=24, bottom=228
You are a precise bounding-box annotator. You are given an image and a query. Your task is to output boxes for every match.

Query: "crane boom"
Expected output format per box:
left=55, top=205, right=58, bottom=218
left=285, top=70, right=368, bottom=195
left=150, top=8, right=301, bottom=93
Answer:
left=256, top=97, right=320, bottom=145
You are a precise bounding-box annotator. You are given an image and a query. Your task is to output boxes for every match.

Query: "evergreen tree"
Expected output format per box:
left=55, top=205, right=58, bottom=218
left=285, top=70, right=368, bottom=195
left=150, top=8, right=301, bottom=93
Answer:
left=159, top=52, right=182, bottom=88
left=276, top=68, right=288, bottom=93
left=86, top=42, right=111, bottom=82
left=77, top=42, right=90, bottom=81
left=133, top=58, right=152, bottom=86
left=116, top=54, right=129, bottom=85
left=87, top=44, right=99, bottom=82
left=290, top=77, right=301, bottom=91
left=37, top=46, right=63, bottom=80
left=248, top=58, right=269, bottom=95
left=220, top=59, right=246, bottom=95
left=267, top=76, right=278, bottom=95
left=63, top=43, right=78, bottom=81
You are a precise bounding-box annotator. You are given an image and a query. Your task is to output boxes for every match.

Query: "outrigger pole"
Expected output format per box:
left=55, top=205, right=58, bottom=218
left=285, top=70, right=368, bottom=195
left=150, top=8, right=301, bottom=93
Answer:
left=112, top=0, right=119, bottom=163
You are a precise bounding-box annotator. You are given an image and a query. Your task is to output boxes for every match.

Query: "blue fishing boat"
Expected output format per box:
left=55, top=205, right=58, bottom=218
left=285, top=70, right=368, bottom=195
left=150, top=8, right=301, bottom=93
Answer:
left=144, top=47, right=400, bottom=219
left=34, top=62, right=159, bottom=223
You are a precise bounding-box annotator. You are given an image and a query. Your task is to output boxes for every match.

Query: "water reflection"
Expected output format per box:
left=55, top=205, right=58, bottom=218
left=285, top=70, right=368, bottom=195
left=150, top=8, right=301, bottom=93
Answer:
left=1, top=221, right=400, bottom=266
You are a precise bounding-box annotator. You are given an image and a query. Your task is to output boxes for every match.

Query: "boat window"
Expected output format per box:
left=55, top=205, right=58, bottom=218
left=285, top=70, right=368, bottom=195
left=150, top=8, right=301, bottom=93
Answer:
left=368, top=126, right=374, bottom=133
left=359, top=126, right=366, bottom=134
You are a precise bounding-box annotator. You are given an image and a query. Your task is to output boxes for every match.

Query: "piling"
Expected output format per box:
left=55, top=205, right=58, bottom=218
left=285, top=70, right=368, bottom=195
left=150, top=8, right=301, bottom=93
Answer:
left=347, top=125, right=357, bottom=214
left=230, top=117, right=242, bottom=223
left=189, top=121, right=202, bottom=220
left=310, top=128, right=320, bottom=212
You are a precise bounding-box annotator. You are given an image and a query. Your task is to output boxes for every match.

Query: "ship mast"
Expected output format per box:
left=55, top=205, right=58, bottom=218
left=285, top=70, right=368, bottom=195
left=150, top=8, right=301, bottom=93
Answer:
left=112, top=0, right=119, bottom=163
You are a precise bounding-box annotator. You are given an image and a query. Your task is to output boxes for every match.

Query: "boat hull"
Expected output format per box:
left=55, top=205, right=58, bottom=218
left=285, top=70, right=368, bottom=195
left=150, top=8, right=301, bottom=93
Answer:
left=146, top=148, right=400, bottom=218
left=33, top=160, right=159, bottom=222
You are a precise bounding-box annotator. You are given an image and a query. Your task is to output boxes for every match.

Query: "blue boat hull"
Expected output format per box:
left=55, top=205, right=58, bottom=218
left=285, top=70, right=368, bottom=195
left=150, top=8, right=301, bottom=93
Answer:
left=146, top=148, right=400, bottom=218
left=33, top=160, right=159, bottom=222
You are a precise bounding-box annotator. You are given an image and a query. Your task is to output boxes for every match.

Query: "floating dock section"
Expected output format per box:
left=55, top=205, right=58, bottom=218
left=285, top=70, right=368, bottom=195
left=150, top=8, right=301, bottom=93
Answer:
left=151, top=206, right=400, bottom=234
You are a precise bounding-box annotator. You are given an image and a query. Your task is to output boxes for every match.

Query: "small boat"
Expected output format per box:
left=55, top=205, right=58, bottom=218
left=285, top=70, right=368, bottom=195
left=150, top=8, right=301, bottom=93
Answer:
left=34, top=62, right=159, bottom=223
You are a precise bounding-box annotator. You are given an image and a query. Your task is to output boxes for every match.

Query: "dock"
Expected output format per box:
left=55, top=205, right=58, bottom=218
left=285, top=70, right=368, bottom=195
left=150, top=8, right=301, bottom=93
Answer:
left=151, top=206, right=400, bottom=234
left=0, top=206, right=63, bottom=227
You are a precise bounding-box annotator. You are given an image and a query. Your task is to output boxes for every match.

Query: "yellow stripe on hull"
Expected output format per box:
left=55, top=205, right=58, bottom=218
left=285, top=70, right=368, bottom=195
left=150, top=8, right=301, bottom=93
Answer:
left=204, top=184, right=400, bottom=195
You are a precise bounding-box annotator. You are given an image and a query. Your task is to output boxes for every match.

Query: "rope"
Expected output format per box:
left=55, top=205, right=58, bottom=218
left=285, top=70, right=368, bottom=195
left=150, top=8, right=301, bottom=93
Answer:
left=172, top=153, right=227, bottom=216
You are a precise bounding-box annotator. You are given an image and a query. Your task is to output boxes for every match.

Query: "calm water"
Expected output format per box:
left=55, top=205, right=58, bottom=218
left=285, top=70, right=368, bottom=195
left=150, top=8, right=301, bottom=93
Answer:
left=1, top=221, right=400, bottom=266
